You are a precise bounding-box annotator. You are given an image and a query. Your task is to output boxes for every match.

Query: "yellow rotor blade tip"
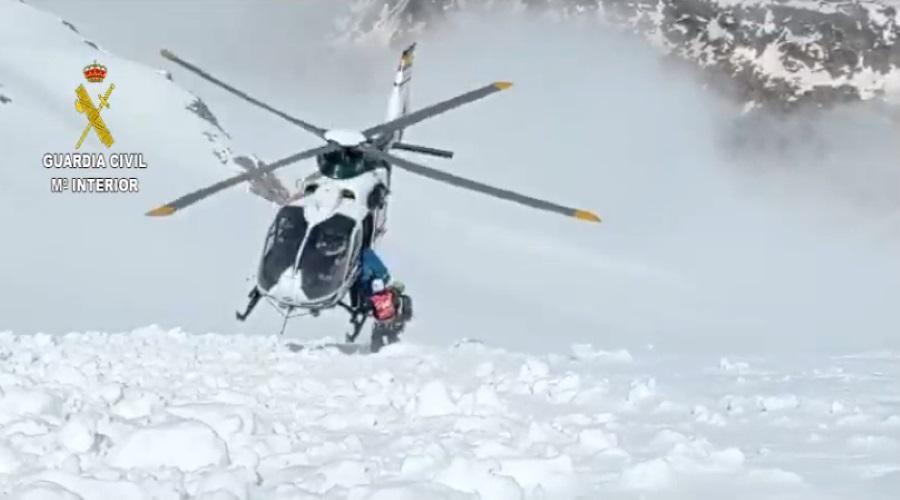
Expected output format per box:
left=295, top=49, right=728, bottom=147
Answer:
left=494, top=81, right=513, bottom=90
left=574, top=209, right=602, bottom=223
left=146, top=205, right=176, bottom=217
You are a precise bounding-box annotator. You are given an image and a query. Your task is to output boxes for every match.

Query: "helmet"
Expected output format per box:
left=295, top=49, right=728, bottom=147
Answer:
left=371, top=278, right=386, bottom=294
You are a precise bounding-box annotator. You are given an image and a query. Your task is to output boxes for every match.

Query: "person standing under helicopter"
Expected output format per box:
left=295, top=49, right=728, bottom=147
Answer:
left=351, top=247, right=411, bottom=325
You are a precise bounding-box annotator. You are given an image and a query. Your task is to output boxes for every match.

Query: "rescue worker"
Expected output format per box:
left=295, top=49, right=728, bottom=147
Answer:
left=351, top=247, right=410, bottom=324
left=352, top=247, right=392, bottom=310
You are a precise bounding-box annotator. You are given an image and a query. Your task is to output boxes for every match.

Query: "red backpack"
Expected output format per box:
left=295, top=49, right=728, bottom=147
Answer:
left=371, top=290, right=396, bottom=321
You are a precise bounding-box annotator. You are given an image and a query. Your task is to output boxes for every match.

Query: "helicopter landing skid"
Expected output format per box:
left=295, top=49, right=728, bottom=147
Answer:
left=270, top=303, right=316, bottom=336
left=235, top=287, right=262, bottom=321
left=236, top=290, right=367, bottom=339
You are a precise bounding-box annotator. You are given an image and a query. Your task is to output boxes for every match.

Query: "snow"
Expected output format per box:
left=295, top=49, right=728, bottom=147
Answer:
left=0, top=327, right=896, bottom=499
left=2, top=0, right=900, bottom=498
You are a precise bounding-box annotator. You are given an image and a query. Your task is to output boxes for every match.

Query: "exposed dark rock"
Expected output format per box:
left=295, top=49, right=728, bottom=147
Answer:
left=184, top=99, right=291, bottom=201
left=186, top=97, right=229, bottom=138
left=57, top=18, right=101, bottom=50
left=233, top=155, right=293, bottom=205
left=61, top=19, right=79, bottom=34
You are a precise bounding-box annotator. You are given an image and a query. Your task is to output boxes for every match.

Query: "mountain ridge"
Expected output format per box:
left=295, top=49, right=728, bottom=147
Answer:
left=343, top=0, right=900, bottom=112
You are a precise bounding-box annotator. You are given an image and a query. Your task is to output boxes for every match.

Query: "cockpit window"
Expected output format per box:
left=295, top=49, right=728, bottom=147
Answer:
left=317, top=149, right=383, bottom=180
left=298, top=214, right=358, bottom=300
left=258, top=206, right=308, bottom=291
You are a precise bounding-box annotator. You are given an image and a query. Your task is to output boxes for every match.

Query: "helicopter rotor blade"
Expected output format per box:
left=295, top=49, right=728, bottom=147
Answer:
left=361, top=81, right=513, bottom=139
left=146, top=144, right=340, bottom=217
left=160, top=48, right=328, bottom=140
left=360, top=146, right=601, bottom=223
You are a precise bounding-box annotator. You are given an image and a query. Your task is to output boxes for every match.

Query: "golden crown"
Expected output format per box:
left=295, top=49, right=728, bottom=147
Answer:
left=83, top=60, right=107, bottom=83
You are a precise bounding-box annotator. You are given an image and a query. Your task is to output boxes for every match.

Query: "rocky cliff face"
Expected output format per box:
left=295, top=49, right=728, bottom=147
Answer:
left=344, top=0, right=900, bottom=113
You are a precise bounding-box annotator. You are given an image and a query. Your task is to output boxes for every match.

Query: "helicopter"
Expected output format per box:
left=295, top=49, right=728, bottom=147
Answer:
left=146, top=43, right=601, bottom=343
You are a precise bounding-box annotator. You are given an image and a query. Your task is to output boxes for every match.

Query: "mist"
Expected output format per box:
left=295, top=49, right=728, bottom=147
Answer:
left=19, top=0, right=900, bottom=355
left=363, top=6, right=900, bottom=354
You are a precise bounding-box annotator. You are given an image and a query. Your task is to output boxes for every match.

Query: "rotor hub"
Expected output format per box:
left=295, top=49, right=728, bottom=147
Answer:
left=324, top=129, right=366, bottom=147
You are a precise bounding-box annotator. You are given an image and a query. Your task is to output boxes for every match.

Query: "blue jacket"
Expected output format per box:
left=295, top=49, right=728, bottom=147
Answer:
left=359, top=248, right=391, bottom=285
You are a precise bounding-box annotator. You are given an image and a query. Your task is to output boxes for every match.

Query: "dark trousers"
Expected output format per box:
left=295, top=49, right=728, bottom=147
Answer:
left=350, top=279, right=366, bottom=311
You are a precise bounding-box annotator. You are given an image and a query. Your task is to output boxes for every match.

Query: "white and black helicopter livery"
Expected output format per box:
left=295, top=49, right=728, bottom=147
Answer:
left=146, top=43, right=601, bottom=344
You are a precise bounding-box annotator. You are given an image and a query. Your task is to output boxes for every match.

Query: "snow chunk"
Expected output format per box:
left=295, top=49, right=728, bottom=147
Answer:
left=194, top=492, right=240, bottom=500
left=109, top=389, right=165, bottom=420
left=108, top=419, right=229, bottom=471
left=191, top=467, right=257, bottom=500
left=517, top=359, right=550, bottom=382
left=347, top=481, right=473, bottom=500
left=570, top=345, right=633, bottom=362
left=319, top=459, right=373, bottom=490
left=10, top=481, right=84, bottom=500
left=0, top=388, right=62, bottom=424
left=497, top=454, right=579, bottom=495
left=57, top=416, right=98, bottom=454
left=0, top=440, right=24, bottom=473
left=620, top=458, right=674, bottom=491
left=434, top=456, right=524, bottom=499
left=577, top=427, right=619, bottom=451
left=757, top=394, right=800, bottom=412
left=413, top=381, right=458, bottom=417
left=166, top=403, right=258, bottom=438
left=458, top=383, right=507, bottom=415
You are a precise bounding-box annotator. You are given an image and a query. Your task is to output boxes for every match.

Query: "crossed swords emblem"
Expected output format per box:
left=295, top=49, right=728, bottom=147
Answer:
left=74, top=83, right=115, bottom=149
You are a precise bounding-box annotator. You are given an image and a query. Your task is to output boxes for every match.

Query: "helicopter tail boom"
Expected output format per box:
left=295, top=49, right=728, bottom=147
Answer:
left=384, top=43, right=415, bottom=147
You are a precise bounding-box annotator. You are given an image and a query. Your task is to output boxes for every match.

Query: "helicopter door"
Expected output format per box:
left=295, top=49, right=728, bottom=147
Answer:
left=296, top=214, right=358, bottom=303
left=258, top=206, right=308, bottom=292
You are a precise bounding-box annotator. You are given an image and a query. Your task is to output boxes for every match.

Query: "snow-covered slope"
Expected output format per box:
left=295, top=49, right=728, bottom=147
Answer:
left=346, top=0, right=900, bottom=110
left=1, top=327, right=899, bottom=499
left=0, top=0, right=294, bottom=336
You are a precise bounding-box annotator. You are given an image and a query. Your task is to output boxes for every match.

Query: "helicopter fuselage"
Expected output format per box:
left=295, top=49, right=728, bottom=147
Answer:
left=256, top=158, right=391, bottom=316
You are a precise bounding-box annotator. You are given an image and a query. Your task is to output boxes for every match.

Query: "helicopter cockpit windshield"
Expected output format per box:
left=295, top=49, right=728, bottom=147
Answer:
left=259, top=205, right=308, bottom=292
left=297, top=214, right=359, bottom=301
left=317, top=149, right=383, bottom=180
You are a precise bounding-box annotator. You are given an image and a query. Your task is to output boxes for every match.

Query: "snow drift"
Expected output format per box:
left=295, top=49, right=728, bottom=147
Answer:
left=0, top=326, right=898, bottom=499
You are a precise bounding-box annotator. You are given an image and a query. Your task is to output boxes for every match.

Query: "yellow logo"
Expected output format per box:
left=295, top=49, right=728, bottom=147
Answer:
left=74, top=61, right=115, bottom=149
